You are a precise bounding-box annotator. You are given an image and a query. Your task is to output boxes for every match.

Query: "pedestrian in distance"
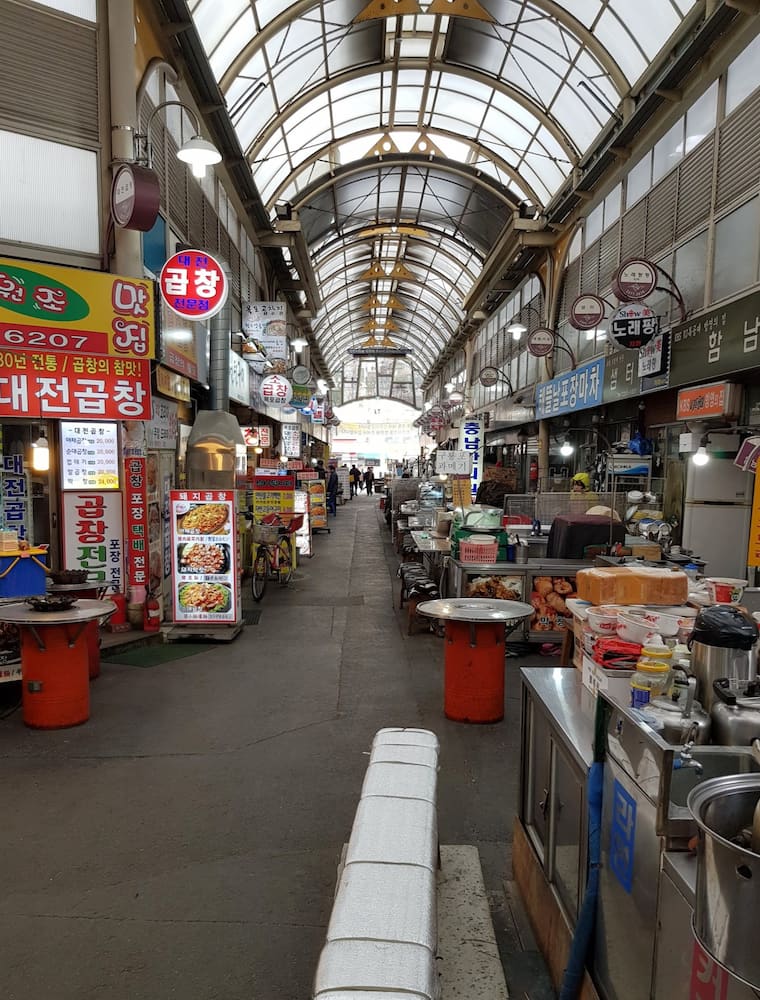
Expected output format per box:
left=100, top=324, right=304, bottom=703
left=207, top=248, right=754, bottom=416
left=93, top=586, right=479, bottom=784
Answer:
left=327, top=463, right=339, bottom=515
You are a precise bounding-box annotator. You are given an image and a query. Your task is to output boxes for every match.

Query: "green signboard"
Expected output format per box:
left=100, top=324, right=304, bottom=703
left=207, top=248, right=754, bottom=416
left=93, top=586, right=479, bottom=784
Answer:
left=670, top=289, right=760, bottom=387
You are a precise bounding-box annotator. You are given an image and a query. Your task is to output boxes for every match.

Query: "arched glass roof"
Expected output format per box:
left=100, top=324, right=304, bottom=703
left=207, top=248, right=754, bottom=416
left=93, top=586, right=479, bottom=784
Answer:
left=186, top=0, right=698, bottom=389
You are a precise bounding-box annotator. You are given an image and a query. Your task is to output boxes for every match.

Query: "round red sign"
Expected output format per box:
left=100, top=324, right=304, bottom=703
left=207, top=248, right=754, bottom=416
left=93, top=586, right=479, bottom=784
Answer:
left=569, top=293, right=606, bottom=331
left=527, top=327, right=556, bottom=357
left=159, top=250, right=228, bottom=320
left=613, top=258, right=658, bottom=302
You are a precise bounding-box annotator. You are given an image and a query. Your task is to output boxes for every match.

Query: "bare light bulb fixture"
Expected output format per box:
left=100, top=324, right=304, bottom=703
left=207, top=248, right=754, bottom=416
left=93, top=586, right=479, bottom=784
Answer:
left=560, top=439, right=574, bottom=457
left=692, top=445, right=710, bottom=466
left=508, top=322, right=527, bottom=341
left=291, top=337, right=308, bottom=352
left=448, top=390, right=464, bottom=403
left=31, top=429, right=50, bottom=472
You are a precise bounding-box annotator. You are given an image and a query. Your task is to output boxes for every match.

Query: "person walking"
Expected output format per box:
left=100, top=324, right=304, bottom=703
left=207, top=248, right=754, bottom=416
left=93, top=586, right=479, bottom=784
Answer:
left=326, top=463, right=339, bottom=515
left=364, top=466, right=375, bottom=495
left=349, top=464, right=360, bottom=498
left=316, top=459, right=326, bottom=481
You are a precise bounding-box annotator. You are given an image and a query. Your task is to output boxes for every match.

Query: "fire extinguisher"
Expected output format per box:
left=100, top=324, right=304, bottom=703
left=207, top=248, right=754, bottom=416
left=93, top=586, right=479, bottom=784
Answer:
left=110, top=591, right=128, bottom=626
left=143, top=590, right=161, bottom=632
left=529, top=456, right=539, bottom=490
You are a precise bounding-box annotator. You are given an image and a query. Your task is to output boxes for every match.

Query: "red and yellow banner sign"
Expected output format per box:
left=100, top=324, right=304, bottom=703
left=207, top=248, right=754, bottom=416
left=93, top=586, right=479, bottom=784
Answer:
left=0, top=256, right=155, bottom=359
left=125, top=457, right=149, bottom=590
left=0, top=351, right=150, bottom=420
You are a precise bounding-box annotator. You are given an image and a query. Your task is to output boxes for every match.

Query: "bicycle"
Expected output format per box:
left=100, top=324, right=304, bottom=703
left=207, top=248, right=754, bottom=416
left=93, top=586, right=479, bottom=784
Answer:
left=250, top=513, right=304, bottom=602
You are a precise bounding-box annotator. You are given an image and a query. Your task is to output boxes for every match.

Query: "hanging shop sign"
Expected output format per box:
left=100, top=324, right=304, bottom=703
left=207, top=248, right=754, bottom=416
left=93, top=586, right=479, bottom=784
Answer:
left=159, top=301, right=201, bottom=381
left=638, top=331, right=667, bottom=377
left=0, top=255, right=155, bottom=359
left=292, top=365, right=311, bottom=385
left=155, top=364, right=190, bottom=403
left=281, top=424, right=301, bottom=458
left=610, top=302, right=659, bottom=350
left=110, top=163, right=160, bottom=232
left=291, top=384, right=312, bottom=409
left=612, top=258, right=658, bottom=302
left=242, top=426, right=272, bottom=448
left=242, top=302, right=287, bottom=359
left=527, top=327, right=556, bottom=357
left=670, top=288, right=760, bottom=387
left=311, top=398, right=325, bottom=424
left=228, top=350, right=250, bottom=405
left=0, top=352, right=150, bottom=421
left=676, top=381, right=742, bottom=422
left=260, top=374, right=293, bottom=407
left=62, top=491, right=124, bottom=593
left=435, top=450, right=472, bottom=476
left=459, top=419, right=483, bottom=501
left=535, top=357, right=605, bottom=419
left=0, top=454, right=30, bottom=541
left=159, top=250, right=228, bottom=321
left=603, top=341, right=670, bottom=403
left=147, top=397, right=179, bottom=451
left=124, top=456, right=149, bottom=592
left=170, top=490, right=238, bottom=624
left=60, top=421, right=120, bottom=491
left=570, top=294, right=606, bottom=331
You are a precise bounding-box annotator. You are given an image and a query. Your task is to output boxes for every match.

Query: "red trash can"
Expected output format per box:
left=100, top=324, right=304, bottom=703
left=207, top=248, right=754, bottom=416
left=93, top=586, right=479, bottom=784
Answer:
left=20, top=624, right=89, bottom=729
left=443, top=619, right=505, bottom=723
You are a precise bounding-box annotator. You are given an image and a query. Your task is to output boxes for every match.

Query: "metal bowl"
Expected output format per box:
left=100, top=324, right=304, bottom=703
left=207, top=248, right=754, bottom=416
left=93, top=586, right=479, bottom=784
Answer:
left=26, top=596, right=79, bottom=613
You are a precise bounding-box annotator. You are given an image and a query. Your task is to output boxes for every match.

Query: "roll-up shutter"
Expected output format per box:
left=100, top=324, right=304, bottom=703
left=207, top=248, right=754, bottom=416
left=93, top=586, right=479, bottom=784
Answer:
left=598, top=222, right=620, bottom=291
left=645, top=172, right=677, bottom=258
left=558, top=257, right=581, bottom=324
left=676, top=136, right=714, bottom=239
left=716, top=89, right=760, bottom=212
left=620, top=199, right=647, bottom=261
left=581, top=238, right=601, bottom=294
left=1, top=0, right=99, bottom=146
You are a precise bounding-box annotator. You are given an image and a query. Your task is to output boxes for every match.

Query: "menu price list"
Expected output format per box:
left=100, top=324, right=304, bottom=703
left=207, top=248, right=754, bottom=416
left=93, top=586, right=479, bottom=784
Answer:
left=170, top=490, right=237, bottom=623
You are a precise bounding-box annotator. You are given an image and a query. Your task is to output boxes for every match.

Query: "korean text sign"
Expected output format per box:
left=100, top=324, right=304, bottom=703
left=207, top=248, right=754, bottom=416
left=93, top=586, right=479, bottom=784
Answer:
left=62, top=491, right=123, bottom=593
left=535, top=357, right=605, bottom=419
left=160, top=250, right=228, bottom=321
left=458, top=420, right=483, bottom=501
left=1, top=454, right=29, bottom=541
left=435, top=450, right=472, bottom=476
left=125, top=457, right=149, bottom=591
left=0, top=256, right=155, bottom=359
left=170, top=490, right=238, bottom=624
left=0, top=352, right=150, bottom=421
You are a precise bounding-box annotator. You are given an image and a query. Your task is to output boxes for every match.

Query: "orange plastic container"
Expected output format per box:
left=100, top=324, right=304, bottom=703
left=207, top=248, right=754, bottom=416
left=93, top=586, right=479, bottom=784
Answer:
left=443, top=619, right=505, bottom=722
left=20, top=624, right=89, bottom=729
left=576, top=565, right=689, bottom=606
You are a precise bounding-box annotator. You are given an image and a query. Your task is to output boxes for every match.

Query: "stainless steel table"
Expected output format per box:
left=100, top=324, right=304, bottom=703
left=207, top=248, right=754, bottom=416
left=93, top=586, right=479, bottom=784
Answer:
left=417, top=598, right=533, bottom=722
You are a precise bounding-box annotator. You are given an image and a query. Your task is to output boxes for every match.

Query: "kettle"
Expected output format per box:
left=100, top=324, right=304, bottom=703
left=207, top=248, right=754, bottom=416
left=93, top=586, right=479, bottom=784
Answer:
left=710, top=678, right=760, bottom=746
left=688, top=605, right=758, bottom=710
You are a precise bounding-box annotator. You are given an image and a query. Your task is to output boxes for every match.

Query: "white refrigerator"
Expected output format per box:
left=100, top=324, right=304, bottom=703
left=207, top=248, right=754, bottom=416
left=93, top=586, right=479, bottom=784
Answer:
left=682, top=458, right=753, bottom=578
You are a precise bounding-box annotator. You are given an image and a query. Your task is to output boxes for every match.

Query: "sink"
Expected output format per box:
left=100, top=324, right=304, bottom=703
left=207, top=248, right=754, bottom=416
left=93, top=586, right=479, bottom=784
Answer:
left=665, top=747, right=760, bottom=845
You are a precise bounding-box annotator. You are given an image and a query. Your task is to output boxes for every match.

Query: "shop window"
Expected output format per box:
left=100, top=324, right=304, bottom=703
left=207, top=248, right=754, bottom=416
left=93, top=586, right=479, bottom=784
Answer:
left=626, top=151, right=652, bottom=208
left=712, top=198, right=760, bottom=303
left=604, top=184, right=622, bottom=228
left=34, top=0, right=95, bottom=19
left=673, top=230, right=708, bottom=314
left=726, top=33, right=760, bottom=116
left=652, top=118, right=685, bottom=184
left=685, top=82, right=718, bottom=153
left=568, top=227, right=582, bottom=263
left=143, top=213, right=167, bottom=278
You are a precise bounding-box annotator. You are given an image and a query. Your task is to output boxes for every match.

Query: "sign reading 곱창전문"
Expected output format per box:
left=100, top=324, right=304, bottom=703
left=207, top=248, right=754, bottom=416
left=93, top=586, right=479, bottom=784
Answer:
left=160, top=250, right=228, bottom=321
left=0, top=256, right=155, bottom=359
left=535, top=357, right=604, bottom=419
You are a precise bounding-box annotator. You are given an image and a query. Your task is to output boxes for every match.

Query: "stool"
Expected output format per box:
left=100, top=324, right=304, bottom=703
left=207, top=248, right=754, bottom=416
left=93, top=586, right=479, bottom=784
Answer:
left=407, top=581, right=440, bottom=635
left=398, top=565, right=430, bottom=608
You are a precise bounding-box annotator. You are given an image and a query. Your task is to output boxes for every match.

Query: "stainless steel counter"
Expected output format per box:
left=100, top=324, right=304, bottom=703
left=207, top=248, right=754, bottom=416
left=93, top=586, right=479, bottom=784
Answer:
left=662, top=850, right=697, bottom=906
left=520, top=666, right=596, bottom=772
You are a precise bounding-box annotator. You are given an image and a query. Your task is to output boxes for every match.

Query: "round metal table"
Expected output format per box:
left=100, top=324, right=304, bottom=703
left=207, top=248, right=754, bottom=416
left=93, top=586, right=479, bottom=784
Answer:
left=417, top=598, right=533, bottom=723
left=0, top=600, right=115, bottom=728
left=48, top=583, right=110, bottom=678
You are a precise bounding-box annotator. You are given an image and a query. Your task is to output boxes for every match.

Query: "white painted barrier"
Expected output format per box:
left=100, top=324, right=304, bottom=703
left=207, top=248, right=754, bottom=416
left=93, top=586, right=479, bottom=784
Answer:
left=312, top=728, right=441, bottom=1000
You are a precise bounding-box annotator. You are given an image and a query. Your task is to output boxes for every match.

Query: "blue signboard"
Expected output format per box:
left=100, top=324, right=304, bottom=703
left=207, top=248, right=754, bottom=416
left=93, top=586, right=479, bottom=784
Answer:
left=610, top=778, right=636, bottom=893
left=535, top=356, right=605, bottom=419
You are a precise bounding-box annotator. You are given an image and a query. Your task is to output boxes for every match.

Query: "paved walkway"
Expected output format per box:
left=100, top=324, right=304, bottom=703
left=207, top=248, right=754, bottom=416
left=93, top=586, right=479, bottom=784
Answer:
left=0, top=494, right=554, bottom=999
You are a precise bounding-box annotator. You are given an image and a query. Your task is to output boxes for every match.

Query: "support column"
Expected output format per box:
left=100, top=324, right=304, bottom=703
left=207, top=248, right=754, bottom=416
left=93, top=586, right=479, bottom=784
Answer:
left=107, top=0, right=142, bottom=278
left=538, top=420, right=549, bottom=492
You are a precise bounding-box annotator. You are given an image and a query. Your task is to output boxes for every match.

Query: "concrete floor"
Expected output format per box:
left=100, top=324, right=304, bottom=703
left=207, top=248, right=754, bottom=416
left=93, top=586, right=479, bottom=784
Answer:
left=0, top=494, right=555, bottom=1000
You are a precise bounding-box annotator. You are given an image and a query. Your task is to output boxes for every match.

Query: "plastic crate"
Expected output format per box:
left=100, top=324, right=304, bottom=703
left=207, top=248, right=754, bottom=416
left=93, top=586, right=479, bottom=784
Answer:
left=0, top=551, right=48, bottom=598
left=459, top=541, right=498, bottom=563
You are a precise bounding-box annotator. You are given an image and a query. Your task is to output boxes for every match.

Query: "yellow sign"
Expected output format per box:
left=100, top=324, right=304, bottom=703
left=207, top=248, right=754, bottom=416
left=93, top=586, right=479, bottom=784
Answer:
left=747, top=473, right=760, bottom=567
left=156, top=364, right=191, bottom=402
left=0, top=255, right=155, bottom=359
left=452, top=476, right=472, bottom=509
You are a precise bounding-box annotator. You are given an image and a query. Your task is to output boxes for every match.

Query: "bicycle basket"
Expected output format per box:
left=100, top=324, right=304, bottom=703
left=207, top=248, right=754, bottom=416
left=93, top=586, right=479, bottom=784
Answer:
left=252, top=523, right=280, bottom=544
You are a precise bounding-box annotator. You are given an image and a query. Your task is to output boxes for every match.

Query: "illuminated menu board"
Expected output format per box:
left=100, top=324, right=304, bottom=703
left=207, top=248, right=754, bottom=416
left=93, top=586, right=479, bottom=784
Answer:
left=60, top=421, right=120, bottom=491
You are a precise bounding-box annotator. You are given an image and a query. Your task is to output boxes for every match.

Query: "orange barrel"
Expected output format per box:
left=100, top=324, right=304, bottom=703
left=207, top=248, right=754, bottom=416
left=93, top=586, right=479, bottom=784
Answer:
left=84, top=622, right=100, bottom=679
left=20, top=624, right=89, bottom=729
left=443, top=619, right=505, bottom=723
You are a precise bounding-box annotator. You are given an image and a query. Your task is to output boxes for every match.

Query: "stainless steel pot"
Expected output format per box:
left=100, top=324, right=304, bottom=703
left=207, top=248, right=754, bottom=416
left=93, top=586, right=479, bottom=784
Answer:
left=689, top=640, right=757, bottom=710
left=710, top=678, right=760, bottom=746
left=688, top=774, right=760, bottom=989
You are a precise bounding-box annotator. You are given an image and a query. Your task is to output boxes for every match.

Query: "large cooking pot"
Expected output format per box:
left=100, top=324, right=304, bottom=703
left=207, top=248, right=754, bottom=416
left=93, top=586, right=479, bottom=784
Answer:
left=710, top=678, right=760, bottom=746
left=688, top=774, right=760, bottom=989
left=688, top=605, right=758, bottom=710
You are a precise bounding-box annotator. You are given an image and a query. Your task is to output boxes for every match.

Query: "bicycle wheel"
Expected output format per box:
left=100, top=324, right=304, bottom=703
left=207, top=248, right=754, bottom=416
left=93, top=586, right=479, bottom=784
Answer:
left=277, top=537, right=293, bottom=585
left=251, top=545, right=269, bottom=602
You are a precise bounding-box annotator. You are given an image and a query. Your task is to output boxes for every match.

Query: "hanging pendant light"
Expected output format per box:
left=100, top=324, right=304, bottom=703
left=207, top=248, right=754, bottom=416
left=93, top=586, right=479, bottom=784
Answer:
left=32, top=428, right=50, bottom=472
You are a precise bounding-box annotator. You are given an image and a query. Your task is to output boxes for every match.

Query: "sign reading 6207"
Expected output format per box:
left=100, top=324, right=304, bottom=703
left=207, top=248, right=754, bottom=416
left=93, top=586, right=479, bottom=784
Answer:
left=0, top=325, right=101, bottom=353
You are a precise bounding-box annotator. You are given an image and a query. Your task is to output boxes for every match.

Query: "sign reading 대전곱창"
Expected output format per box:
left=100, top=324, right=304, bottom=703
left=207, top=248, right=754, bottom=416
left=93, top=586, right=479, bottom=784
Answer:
left=160, top=250, right=228, bottom=321
left=0, top=256, right=155, bottom=359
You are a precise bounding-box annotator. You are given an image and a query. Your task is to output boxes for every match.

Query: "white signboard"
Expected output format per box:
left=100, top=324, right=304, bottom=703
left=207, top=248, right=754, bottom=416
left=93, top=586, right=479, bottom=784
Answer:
left=229, top=350, right=250, bottom=404
left=243, top=302, right=287, bottom=360
left=638, top=332, right=665, bottom=377
left=147, top=397, right=179, bottom=450
left=62, top=491, right=124, bottom=593
left=60, top=421, right=120, bottom=491
left=260, top=374, right=293, bottom=407
left=458, top=419, right=484, bottom=501
left=170, top=490, right=238, bottom=624
left=281, top=424, right=301, bottom=458
left=435, top=450, right=473, bottom=476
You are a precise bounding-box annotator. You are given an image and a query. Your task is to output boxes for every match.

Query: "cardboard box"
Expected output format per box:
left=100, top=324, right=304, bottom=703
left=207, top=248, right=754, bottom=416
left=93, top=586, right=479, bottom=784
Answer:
left=581, top=654, right=632, bottom=703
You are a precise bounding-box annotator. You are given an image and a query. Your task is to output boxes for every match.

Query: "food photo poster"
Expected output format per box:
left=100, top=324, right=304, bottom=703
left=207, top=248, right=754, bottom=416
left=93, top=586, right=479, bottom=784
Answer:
left=169, top=491, right=238, bottom=623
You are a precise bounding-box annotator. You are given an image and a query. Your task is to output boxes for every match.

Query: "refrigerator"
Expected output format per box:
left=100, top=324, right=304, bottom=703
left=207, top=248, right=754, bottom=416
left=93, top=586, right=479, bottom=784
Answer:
left=682, top=458, right=753, bottom=578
